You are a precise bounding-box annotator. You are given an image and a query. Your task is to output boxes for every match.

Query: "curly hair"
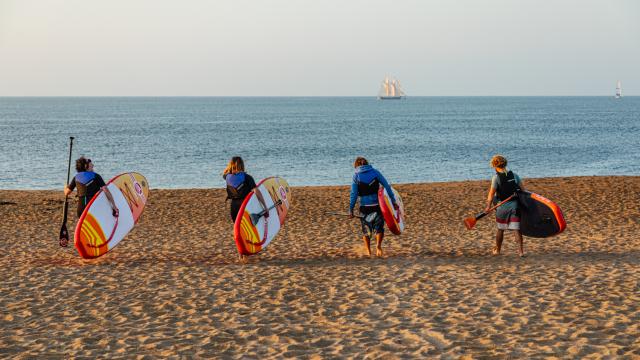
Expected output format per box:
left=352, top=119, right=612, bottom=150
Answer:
left=490, top=155, right=508, bottom=169
left=75, top=157, right=91, bottom=172
left=353, top=157, right=369, bottom=168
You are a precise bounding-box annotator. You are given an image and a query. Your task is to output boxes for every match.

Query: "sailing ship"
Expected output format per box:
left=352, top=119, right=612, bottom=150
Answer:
left=378, top=76, right=405, bottom=100
left=615, top=80, right=622, bottom=99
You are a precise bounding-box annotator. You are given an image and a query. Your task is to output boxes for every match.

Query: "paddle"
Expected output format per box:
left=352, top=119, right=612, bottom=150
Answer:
left=464, top=193, right=516, bottom=230
left=59, top=136, right=74, bottom=247
left=325, top=211, right=364, bottom=219
left=250, top=199, right=282, bottom=225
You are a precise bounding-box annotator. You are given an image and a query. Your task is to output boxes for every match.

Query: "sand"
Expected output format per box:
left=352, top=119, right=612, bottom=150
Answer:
left=1, top=176, right=639, bottom=358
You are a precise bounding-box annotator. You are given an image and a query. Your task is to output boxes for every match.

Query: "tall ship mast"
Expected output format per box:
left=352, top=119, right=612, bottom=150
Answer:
left=615, top=80, right=622, bottom=99
left=378, top=76, right=406, bottom=100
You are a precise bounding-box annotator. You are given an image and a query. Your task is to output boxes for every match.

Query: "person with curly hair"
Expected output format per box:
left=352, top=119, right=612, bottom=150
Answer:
left=485, top=155, right=526, bottom=257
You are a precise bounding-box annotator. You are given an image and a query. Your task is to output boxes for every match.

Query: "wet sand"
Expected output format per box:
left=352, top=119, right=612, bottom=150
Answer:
left=1, top=176, right=639, bottom=358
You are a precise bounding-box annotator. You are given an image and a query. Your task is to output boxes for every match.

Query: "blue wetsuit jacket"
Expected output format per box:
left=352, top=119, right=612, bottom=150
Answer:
left=349, top=165, right=396, bottom=211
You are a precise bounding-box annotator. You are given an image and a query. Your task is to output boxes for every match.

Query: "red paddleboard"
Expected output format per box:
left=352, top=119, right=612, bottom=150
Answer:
left=378, top=186, right=405, bottom=235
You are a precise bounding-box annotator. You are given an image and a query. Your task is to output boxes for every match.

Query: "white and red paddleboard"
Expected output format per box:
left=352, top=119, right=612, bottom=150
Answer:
left=74, top=172, right=149, bottom=259
left=378, top=186, right=405, bottom=235
left=233, top=176, right=291, bottom=256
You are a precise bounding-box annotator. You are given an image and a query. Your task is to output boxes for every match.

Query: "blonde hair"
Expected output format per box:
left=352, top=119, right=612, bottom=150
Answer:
left=223, top=156, right=245, bottom=175
left=490, top=155, right=508, bottom=169
left=354, top=157, right=369, bottom=168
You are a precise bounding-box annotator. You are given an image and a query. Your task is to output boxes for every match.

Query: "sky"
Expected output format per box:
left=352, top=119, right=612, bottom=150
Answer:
left=0, top=0, right=638, bottom=96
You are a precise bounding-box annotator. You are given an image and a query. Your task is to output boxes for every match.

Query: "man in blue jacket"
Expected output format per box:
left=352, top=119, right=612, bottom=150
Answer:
left=349, top=157, right=398, bottom=257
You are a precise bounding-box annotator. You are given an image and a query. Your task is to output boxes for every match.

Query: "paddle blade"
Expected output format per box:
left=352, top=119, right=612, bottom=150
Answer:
left=463, top=217, right=477, bottom=230
left=59, top=224, right=69, bottom=247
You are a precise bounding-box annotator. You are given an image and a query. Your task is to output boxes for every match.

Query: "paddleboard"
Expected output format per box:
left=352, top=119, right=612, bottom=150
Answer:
left=234, top=176, right=291, bottom=256
left=74, top=172, right=149, bottom=259
left=517, top=191, right=566, bottom=238
left=378, top=186, right=405, bottom=235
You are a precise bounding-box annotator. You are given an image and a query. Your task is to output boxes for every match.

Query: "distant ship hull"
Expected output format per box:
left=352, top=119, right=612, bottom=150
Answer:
left=378, top=96, right=404, bottom=100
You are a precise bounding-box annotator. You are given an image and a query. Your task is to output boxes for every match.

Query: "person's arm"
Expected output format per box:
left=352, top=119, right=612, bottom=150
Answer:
left=101, top=186, right=119, bottom=217
left=95, top=174, right=106, bottom=188
left=516, top=174, right=525, bottom=191
left=377, top=171, right=397, bottom=206
left=247, top=175, right=257, bottom=190
left=64, top=177, right=76, bottom=196
left=349, top=176, right=358, bottom=215
left=485, top=175, right=497, bottom=213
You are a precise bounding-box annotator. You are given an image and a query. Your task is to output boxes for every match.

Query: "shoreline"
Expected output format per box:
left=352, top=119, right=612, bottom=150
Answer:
left=3, top=174, right=639, bottom=192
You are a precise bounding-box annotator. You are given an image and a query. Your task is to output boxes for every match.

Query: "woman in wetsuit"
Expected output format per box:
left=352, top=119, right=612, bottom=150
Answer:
left=349, top=157, right=398, bottom=257
left=223, top=156, right=257, bottom=260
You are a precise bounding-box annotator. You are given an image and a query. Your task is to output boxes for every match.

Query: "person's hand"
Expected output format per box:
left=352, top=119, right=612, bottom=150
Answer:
left=63, top=186, right=71, bottom=196
left=484, top=206, right=491, bottom=214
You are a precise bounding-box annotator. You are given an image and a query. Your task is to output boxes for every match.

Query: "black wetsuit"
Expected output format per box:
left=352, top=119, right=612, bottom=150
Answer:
left=224, top=172, right=257, bottom=222
left=68, top=171, right=106, bottom=217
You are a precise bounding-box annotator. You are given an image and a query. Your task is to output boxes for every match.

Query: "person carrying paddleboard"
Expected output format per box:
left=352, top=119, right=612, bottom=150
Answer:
left=485, top=155, right=526, bottom=257
left=223, top=156, right=257, bottom=260
left=349, top=157, right=398, bottom=257
left=62, top=157, right=118, bottom=245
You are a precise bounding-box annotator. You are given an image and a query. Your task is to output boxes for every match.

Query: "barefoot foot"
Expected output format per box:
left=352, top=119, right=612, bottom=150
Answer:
left=376, top=247, right=383, bottom=257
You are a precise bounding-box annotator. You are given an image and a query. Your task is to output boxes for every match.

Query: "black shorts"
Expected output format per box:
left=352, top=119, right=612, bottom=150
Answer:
left=76, top=196, right=90, bottom=217
left=359, top=205, right=384, bottom=235
left=230, top=199, right=244, bottom=223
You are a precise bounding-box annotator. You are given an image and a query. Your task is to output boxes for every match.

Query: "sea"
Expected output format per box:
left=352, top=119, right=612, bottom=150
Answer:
left=0, top=97, right=638, bottom=190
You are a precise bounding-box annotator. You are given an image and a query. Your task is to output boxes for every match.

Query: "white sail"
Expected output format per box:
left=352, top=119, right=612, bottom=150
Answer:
left=378, top=76, right=406, bottom=99
left=616, top=80, right=622, bottom=98
left=395, top=80, right=405, bottom=96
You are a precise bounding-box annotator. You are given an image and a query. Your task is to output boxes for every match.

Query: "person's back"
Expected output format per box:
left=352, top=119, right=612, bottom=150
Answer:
left=73, top=171, right=104, bottom=203
left=352, top=164, right=382, bottom=206
left=222, top=157, right=257, bottom=223
left=492, top=170, right=521, bottom=202
left=224, top=172, right=254, bottom=203
left=65, top=157, right=106, bottom=217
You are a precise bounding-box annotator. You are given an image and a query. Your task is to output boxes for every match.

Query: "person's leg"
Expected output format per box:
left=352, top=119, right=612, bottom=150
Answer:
left=515, top=230, right=524, bottom=257
left=363, top=235, right=372, bottom=256
left=493, top=229, right=504, bottom=255
left=375, top=232, right=384, bottom=257
left=373, top=207, right=384, bottom=257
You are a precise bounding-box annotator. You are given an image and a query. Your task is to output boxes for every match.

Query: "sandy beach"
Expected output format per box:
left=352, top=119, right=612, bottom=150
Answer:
left=1, top=176, right=639, bottom=358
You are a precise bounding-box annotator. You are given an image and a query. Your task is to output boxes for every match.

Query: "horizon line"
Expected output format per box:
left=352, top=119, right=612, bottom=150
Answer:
left=0, top=95, right=637, bottom=98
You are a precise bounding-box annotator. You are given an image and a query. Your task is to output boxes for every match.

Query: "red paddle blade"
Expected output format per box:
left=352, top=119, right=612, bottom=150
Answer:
left=464, top=217, right=477, bottom=230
